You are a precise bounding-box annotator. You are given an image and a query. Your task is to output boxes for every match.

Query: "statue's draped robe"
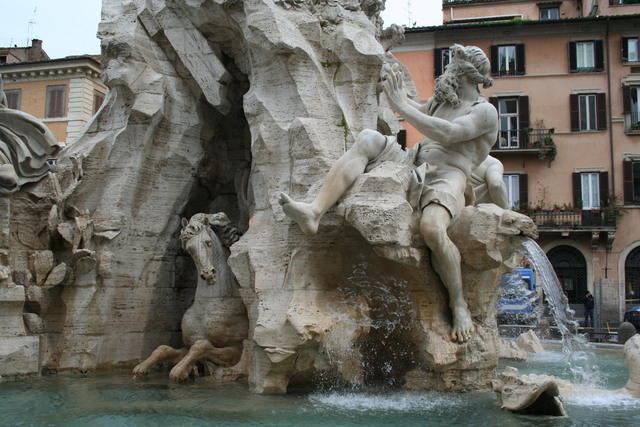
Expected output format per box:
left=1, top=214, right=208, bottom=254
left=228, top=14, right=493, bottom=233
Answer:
left=0, top=107, right=61, bottom=194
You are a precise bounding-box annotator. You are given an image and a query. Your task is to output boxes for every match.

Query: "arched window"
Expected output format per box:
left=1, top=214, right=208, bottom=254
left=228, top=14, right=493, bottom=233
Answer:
left=547, top=245, right=587, bottom=304
left=625, top=247, right=640, bottom=304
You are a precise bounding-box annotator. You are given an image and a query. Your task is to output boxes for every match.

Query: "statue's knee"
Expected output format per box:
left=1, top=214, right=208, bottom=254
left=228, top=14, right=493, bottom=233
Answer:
left=420, top=221, right=446, bottom=248
left=353, top=129, right=386, bottom=159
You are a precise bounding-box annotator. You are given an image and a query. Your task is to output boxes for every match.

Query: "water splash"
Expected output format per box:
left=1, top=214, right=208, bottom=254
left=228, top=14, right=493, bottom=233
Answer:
left=522, top=239, right=604, bottom=388
left=308, top=391, right=463, bottom=412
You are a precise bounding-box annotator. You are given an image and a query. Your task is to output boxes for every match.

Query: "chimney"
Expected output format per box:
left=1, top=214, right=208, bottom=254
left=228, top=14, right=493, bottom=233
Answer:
left=31, top=39, right=42, bottom=49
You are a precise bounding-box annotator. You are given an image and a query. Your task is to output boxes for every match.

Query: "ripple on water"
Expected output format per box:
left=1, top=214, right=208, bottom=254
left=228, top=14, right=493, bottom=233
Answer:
left=308, top=391, right=464, bottom=413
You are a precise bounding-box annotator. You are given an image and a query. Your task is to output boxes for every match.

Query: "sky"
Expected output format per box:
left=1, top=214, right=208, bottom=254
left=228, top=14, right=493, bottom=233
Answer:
left=0, top=0, right=442, bottom=59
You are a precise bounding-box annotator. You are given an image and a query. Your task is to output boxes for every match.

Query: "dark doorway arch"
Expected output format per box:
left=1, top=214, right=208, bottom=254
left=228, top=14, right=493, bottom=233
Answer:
left=625, top=246, right=640, bottom=304
left=547, top=245, right=587, bottom=304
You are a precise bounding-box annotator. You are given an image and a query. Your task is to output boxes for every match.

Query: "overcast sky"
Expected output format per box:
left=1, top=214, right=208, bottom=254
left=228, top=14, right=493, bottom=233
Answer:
left=0, top=0, right=442, bottom=59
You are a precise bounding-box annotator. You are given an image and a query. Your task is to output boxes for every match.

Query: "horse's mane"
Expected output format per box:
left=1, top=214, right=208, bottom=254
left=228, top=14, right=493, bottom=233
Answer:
left=180, top=213, right=241, bottom=248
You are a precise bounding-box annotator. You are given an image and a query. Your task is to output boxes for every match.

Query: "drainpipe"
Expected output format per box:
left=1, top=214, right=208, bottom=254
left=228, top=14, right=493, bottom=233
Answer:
left=606, top=18, right=615, bottom=198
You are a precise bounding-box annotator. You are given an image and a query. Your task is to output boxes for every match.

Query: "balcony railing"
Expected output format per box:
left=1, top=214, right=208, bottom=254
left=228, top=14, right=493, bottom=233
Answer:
left=492, top=128, right=555, bottom=151
left=624, top=111, right=640, bottom=134
left=520, top=209, right=616, bottom=230
left=610, top=0, right=640, bottom=5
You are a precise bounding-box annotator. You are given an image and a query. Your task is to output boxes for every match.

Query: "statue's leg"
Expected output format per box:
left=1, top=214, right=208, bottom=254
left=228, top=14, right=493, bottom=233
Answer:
left=486, top=164, right=509, bottom=209
left=420, top=204, right=474, bottom=343
left=169, top=339, right=242, bottom=382
left=279, top=129, right=387, bottom=234
left=132, top=345, right=188, bottom=377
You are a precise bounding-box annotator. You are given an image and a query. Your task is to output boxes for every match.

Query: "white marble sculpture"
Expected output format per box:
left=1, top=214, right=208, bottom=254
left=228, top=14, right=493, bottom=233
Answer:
left=133, top=213, right=248, bottom=381
left=0, top=75, right=61, bottom=195
left=280, top=44, right=500, bottom=342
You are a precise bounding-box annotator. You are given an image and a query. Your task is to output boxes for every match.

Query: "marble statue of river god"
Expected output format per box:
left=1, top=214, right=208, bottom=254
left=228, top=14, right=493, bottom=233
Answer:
left=280, top=44, right=499, bottom=343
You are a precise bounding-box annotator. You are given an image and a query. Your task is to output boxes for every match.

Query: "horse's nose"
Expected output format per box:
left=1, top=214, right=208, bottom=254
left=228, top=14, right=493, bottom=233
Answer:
left=201, top=268, right=216, bottom=284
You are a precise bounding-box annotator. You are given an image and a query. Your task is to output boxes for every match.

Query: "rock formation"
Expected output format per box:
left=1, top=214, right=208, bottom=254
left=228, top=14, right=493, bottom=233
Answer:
left=492, top=367, right=567, bottom=416
left=2, top=0, right=536, bottom=394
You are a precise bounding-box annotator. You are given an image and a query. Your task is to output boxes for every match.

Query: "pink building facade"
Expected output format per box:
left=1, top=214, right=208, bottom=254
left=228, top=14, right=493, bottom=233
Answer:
left=392, top=0, right=640, bottom=323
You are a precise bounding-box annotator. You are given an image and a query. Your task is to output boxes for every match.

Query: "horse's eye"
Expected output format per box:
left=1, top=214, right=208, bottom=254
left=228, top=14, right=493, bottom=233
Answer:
left=206, top=241, right=212, bottom=247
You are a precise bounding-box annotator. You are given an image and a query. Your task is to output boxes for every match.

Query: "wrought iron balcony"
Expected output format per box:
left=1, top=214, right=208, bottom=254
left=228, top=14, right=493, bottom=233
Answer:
left=520, top=209, right=616, bottom=230
left=624, top=112, right=640, bottom=134
left=610, top=0, right=640, bottom=5
left=491, top=128, right=556, bottom=158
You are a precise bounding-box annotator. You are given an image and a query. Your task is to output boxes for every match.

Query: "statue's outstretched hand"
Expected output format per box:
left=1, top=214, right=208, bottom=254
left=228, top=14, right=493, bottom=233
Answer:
left=381, top=63, right=407, bottom=113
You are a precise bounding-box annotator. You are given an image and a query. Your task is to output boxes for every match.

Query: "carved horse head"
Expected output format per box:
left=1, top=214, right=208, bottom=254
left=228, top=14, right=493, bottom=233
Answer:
left=180, top=213, right=231, bottom=285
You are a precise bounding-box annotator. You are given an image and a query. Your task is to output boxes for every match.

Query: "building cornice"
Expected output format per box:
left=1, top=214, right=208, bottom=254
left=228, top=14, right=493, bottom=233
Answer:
left=406, top=13, right=640, bottom=33
left=0, top=57, right=102, bottom=82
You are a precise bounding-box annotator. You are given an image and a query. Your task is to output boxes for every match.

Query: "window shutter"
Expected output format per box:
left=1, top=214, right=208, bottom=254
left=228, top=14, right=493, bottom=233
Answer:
left=518, top=96, right=530, bottom=146
left=622, top=37, right=630, bottom=62
left=491, top=45, right=499, bottom=76
left=519, top=174, right=529, bottom=208
left=569, top=41, right=577, bottom=73
left=573, top=172, right=582, bottom=208
left=594, top=40, right=605, bottom=72
left=516, top=44, right=526, bottom=75
left=623, top=160, right=633, bottom=204
left=570, top=94, right=579, bottom=131
left=435, top=48, right=443, bottom=77
left=597, top=93, right=607, bottom=130
left=623, top=85, right=632, bottom=112
left=599, top=171, right=609, bottom=207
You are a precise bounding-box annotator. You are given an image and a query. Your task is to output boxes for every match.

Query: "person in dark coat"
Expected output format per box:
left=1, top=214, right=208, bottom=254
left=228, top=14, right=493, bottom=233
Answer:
left=584, top=291, right=595, bottom=327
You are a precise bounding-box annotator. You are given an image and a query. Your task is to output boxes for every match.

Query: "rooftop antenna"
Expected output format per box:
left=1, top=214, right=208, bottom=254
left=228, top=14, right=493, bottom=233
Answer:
left=27, top=6, right=37, bottom=44
left=407, top=0, right=413, bottom=26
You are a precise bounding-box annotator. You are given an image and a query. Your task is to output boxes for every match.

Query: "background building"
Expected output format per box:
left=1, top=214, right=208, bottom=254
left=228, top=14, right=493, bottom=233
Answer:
left=392, top=0, right=640, bottom=324
left=0, top=39, right=106, bottom=146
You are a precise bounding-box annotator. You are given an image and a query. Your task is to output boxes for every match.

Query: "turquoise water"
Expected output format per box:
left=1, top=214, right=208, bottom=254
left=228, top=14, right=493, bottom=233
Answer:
left=2, top=350, right=639, bottom=427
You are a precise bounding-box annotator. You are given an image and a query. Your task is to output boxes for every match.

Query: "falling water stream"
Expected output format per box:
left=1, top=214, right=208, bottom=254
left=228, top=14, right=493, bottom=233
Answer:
left=522, top=239, right=603, bottom=387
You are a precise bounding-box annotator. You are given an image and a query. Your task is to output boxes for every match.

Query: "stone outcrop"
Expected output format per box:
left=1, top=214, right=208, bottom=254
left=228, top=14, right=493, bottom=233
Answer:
left=497, top=338, right=528, bottom=361
left=624, top=334, right=640, bottom=397
left=515, top=330, right=544, bottom=354
left=3, top=0, right=537, bottom=394
left=0, top=264, right=40, bottom=377
left=492, top=367, right=567, bottom=416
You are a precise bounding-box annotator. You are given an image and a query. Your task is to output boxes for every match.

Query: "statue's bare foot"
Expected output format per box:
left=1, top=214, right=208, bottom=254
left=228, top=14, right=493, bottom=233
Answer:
left=278, top=192, right=320, bottom=235
left=451, top=303, right=474, bottom=343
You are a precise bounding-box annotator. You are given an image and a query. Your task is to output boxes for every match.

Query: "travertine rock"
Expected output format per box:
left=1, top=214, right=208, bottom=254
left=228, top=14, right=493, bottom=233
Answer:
left=516, top=330, right=544, bottom=354
left=624, top=334, right=640, bottom=397
left=492, top=367, right=567, bottom=416
left=0, top=264, right=40, bottom=376
left=497, top=338, right=528, bottom=361
left=3, top=0, right=534, bottom=394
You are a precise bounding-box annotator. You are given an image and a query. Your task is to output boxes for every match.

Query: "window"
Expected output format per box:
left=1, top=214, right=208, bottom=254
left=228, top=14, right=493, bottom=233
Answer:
left=623, top=85, right=640, bottom=132
left=625, top=246, right=640, bottom=304
left=581, top=173, right=601, bottom=209
left=576, top=42, right=595, bottom=69
left=434, top=48, right=451, bottom=77
left=0, top=55, right=6, bottom=64
left=569, top=40, right=604, bottom=72
left=490, top=44, right=525, bottom=76
left=570, top=93, right=606, bottom=131
left=579, top=94, right=597, bottom=131
left=623, top=159, right=640, bottom=205
left=539, top=7, right=560, bottom=20
left=498, top=98, right=519, bottom=148
left=490, top=96, right=530, bottom=149
left=93, top=91, right=105, bottom=114
left=622, top=37, right=639, bottom=62
left=4, top=89, right=21, bottom=110
left=45, top=85, right=67, bottom=118
left=502, top=174, right=527, bottom=210
left=573, top=171, right=608, bottom=209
